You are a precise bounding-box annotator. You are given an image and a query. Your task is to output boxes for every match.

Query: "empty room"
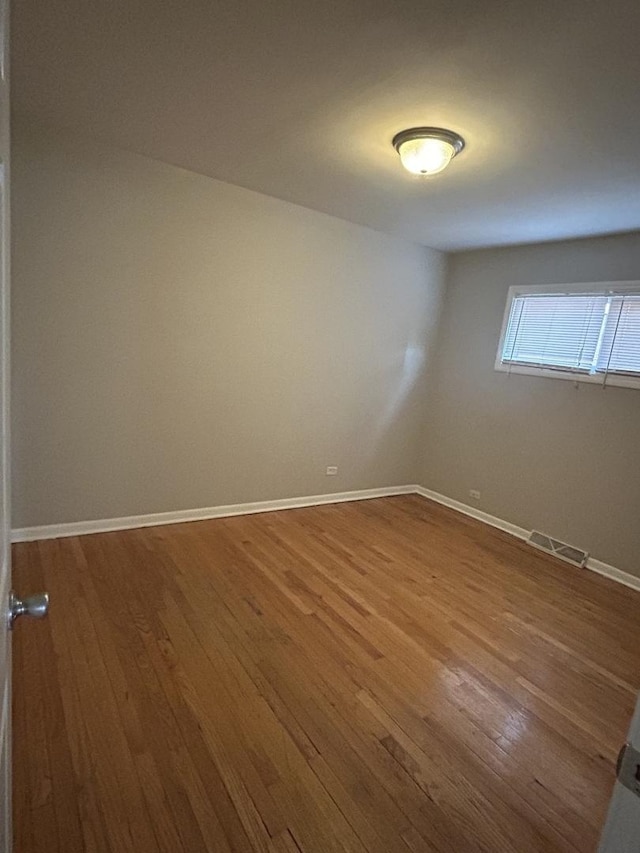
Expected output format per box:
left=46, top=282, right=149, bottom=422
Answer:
left=2, top=0, right=640, bottom=851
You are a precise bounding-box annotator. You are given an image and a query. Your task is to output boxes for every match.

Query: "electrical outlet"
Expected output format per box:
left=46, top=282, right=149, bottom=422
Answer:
left=469, top=489, right=481, bottom=500
left=326, top=466, right=338, bottom=476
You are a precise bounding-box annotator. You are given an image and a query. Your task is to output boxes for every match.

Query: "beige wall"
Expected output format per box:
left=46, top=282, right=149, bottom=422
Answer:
left=420, top=233, right=640, bottom=577
left=13, top=122, right=640, bottom=578
left=11, top=122, right=446, bottom=528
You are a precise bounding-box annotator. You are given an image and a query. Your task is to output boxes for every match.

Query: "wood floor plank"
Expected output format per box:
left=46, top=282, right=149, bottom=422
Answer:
left=12, top=495, right=640, bottom=852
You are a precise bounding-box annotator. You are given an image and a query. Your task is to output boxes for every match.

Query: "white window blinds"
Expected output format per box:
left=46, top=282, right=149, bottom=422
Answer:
left=500, top=289, right=640, bottom=383
left=596, top=295, right=640, bottom=375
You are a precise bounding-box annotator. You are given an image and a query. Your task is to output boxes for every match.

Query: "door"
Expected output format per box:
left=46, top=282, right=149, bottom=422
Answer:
left=0, top=0, right=11, bottom=847
left=0, top=4, right=50, bottom=844
left=599, top=694, right=640, bottom=852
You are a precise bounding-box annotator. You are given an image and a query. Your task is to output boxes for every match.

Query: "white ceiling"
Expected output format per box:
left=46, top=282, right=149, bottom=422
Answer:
left=12, top=0, right=640, bottom=251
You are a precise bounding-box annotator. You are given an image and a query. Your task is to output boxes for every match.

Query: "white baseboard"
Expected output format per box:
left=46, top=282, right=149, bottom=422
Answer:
left=414, top=486, right=530, bottom=541
left=415, top=486, right=640, bottom=593
left=12, top=483, right=640, bottom=594
left=585, top=557, right=640, bottom=593
left=10, top=485, right=416, bottom=543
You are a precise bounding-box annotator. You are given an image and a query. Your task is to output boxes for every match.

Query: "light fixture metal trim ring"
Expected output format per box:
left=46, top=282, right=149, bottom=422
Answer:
left=392, top=127, right=465, bottom=156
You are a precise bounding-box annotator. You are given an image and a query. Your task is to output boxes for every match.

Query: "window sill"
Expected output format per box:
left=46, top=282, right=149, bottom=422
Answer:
left=494, top=362, right=640, bottom=390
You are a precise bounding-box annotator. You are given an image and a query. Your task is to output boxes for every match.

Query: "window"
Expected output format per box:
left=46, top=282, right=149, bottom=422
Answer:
left=495, top=282, right=640, bottom=389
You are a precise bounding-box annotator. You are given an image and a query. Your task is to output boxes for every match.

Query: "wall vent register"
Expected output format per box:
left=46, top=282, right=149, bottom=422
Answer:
left=527, top=531, right=588, bottom=568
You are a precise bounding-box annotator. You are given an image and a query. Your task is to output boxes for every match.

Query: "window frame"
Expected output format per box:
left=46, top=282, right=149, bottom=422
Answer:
left=494, top=281, right=640, bottom=390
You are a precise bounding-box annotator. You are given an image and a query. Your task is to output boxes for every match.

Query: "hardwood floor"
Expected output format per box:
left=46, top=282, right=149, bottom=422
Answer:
left=11, top=495, right=640, bottom=852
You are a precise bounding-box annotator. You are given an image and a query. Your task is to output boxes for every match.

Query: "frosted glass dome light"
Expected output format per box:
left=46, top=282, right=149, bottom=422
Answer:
left=392, top=128, right=465, bottom=176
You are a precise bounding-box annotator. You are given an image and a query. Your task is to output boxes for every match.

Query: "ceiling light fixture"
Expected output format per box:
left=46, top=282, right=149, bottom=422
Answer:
left=392, top=127, right=465, bottom=176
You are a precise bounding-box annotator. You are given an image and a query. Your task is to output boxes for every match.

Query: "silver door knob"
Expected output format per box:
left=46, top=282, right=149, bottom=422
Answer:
left=8, top=591, right=49, bottom=628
